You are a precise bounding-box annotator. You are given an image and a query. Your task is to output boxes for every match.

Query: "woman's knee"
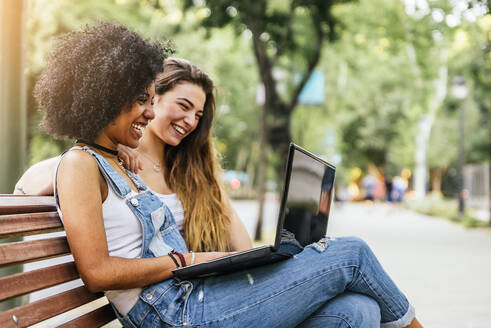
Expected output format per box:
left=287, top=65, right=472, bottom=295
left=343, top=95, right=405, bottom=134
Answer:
left=343, top=292, right=381, bottom=325
left=306, top=236, right=376, bottom=269
left=308, top=292, right=381, bottom=328
left=338, top=236, right=376, bottom=259
left=342, top=236, right=370, bottom=249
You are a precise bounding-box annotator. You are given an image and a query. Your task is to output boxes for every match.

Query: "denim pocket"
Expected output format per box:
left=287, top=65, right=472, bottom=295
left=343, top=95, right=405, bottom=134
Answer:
left=140, top=280, right=193, bottom=327
left=150, top=206, right=167, bottom=230
left=146, top=207, right=173, bottom=257
left=159, top=207, right=188, bottom=253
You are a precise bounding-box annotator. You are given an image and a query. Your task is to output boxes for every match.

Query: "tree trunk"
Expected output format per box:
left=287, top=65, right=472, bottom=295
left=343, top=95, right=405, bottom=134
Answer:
left=269, top=106, right=292, bottom=181
left=413, top=62, right=448, bottom=199
left=0, top=0, right=27, bottom=193
left=250, top=22, right=275, bottom=241
left=0, top=0, right=26, bottom=312
left=431, top=167, right=445, bottom=193
left=248, top=1, right=324, bottom=238
left=254, top=102, right=268, bottom=241
left=414, top=115, right=431, bottom=198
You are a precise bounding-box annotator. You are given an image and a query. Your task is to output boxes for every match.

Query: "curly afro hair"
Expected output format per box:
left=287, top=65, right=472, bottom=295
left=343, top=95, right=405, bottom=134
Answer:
left=36, top=21, right=172, bottom=140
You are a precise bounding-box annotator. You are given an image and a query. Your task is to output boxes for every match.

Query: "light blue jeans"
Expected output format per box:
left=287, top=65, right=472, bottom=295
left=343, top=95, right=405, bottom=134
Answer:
left=65, top=149, right=411, bottom=327
left=121, top=237, right=414, bottom=328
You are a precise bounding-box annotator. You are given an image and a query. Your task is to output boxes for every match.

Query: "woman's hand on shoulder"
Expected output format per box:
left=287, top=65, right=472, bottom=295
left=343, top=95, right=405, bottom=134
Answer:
left=117, top=144, right=143, bottom=174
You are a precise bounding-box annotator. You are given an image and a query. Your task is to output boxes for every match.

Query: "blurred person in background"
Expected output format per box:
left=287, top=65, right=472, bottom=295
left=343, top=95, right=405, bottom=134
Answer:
left=385, top=175, right=394, bottom=202
left=362, top=174, right=377, bottom=201
left=393, top=176, right=408, bottom=202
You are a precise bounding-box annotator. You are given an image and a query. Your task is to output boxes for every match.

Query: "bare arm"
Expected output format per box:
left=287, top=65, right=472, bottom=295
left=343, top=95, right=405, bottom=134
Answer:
left=222, top=192, right=253, bottom=251
left=57, top=150, right=230, bottom=293
left=14, top=156, right=59, bottom=195
left=13, top=147, right=145, bottom=195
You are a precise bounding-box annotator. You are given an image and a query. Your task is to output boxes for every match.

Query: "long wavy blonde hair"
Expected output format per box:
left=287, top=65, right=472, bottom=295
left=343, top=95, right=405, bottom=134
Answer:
left=156, top=58, right=231, bottom=252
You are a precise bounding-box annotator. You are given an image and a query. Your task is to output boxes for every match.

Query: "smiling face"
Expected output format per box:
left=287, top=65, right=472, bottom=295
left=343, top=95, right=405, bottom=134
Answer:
left=100, top=84, right=155, bottom=149
left=149, top=82, right=206, bottom=146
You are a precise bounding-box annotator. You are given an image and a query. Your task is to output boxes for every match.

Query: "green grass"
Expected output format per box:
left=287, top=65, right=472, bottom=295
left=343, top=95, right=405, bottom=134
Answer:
left=404, top=192, right=489, bottom=228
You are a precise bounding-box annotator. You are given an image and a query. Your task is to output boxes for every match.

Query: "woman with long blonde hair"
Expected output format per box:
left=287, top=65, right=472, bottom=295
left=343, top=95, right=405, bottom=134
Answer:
left=137, top=58, right=237, bottom=252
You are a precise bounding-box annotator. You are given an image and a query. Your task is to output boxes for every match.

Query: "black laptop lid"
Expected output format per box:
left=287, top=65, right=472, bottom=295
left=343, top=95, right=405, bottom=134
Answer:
left=274, top=144, right=336, bottom=248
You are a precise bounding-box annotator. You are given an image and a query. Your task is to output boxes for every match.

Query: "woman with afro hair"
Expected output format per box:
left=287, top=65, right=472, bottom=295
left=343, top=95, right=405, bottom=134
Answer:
left=18, top=22, right=423, bottom=328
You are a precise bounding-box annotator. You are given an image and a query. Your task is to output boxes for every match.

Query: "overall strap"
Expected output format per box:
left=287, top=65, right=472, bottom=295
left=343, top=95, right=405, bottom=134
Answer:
left=81, top=146, right=149, bottom=193
left=74, top=146, right=134, bottom=197
left=73, top=143, right=148, bottom=192
left=126, top=170, right=148, bottom=192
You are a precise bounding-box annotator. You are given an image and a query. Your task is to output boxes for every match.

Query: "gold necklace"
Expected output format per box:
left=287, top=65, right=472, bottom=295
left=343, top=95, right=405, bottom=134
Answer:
left=140, top=151, right=162, bottom=173
left=110, top=156, right=138, bottom=190
left=109, top=156, right=128, bottom=176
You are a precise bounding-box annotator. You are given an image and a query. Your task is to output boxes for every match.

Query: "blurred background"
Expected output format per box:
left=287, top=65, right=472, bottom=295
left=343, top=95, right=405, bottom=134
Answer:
left=1, top=0, right=490, bottom=327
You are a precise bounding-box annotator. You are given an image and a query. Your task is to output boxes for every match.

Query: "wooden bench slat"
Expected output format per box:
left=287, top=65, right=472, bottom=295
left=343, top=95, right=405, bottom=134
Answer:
left=0, top=195, right=117, bottom=327
left=58, top=303, right=117, bottom=328
left=0, top=236, right=70, bottom=268
left=0, top=286, right=105, bottom=328
left=0, top=195, right=56, bottom=215
left=0, top=212, right=62, bottom=239
left=0, top=262, right=79, bottom=302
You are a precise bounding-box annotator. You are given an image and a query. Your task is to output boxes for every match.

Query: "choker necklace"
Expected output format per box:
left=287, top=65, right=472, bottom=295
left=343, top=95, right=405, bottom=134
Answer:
left=140, top=152, right=162, bottom=173
left=76, top=139, right=119, bottom=156
left=76, top=140, right=131, bottom=183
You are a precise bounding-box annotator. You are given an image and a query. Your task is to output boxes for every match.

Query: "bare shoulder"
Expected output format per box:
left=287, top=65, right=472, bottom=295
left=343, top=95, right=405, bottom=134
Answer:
left=59, top=149, right=95, bottom=165
left=57, top=149, right=99, bottom=178
left=57, top=149, right=107, bottom=202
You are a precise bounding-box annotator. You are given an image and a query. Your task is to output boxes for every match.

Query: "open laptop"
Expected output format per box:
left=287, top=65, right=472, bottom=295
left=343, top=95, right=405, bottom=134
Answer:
left=172, top=143, right=336, bottom=280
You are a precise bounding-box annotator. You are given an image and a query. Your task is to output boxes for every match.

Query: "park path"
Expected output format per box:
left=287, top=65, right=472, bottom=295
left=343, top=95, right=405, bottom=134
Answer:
left=231, top=199, right=491, bottom=328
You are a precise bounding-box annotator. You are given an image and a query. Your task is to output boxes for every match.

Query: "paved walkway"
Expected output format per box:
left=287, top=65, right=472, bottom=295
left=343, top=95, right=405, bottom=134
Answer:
left=232, top=200, right=491, bottom=328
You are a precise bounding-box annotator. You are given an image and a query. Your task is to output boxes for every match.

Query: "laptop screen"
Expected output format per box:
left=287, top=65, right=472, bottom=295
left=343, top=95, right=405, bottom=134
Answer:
left=276, top=145, right=336, bottom=247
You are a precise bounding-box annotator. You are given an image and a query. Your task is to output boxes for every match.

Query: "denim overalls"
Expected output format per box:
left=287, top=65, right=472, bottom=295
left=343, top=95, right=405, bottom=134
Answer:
left=54, top=146, right=196, bottom=326
left=55, top=146, right=415, bottom=328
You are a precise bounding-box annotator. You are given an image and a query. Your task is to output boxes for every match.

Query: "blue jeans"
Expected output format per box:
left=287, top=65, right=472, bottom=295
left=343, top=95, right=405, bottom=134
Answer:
left=121, top=237, right=415, bottom=328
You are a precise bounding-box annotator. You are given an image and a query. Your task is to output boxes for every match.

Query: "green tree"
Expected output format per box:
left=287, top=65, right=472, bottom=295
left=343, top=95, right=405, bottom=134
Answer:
left=427, top=15, right=490, bottom=193
left=180, top=0, right=352, bottom=239
left=318, top=0, right=488, bottom=196
left=316, top=0, right=418, bottom=175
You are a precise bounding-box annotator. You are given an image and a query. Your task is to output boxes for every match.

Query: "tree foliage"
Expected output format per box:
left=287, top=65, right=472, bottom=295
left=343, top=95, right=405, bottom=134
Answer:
left=24, top=0, right=489, bottom=200
left=181, top=0, right=352, bottom=172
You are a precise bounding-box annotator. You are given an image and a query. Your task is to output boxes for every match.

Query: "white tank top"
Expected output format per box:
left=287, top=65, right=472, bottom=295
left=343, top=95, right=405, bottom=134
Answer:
left=103, top=187, right=143, bottom=316
left=103, top=188, right=186, bottom=316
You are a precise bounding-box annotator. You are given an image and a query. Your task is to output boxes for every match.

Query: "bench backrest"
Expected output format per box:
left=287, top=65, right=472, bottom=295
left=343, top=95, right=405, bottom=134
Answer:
left=0, top=195, right=117, bottom=327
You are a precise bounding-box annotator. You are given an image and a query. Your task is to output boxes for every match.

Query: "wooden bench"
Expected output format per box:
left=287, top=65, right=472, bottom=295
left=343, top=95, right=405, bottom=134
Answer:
left=0, top=195, right=118, bottom=327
